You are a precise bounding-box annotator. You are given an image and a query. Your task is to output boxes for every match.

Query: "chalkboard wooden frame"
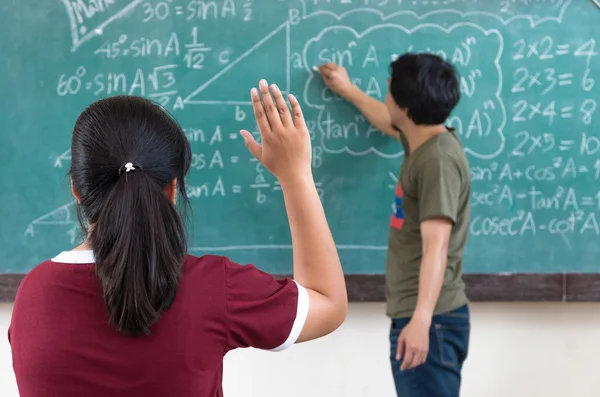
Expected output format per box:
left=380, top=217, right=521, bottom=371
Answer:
left=1, top=274, right=599, bottom=303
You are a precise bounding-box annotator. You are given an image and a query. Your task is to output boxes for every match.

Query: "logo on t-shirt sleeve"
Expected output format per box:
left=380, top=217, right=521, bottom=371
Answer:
left=390, top=183, right=404, bottom=230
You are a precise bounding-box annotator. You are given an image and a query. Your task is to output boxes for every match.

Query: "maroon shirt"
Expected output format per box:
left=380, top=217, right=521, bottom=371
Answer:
left=8, top=250, right=309, bottom=397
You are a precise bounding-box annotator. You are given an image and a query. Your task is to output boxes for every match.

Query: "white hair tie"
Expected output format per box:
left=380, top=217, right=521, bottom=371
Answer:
left=118, top=162, right=142, bottom=176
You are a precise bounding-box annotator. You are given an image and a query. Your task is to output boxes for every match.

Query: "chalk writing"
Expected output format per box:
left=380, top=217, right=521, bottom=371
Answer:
left=299, top=0, right=573, bottom=25
left=303, top=23, right=505, bottom=160
left=94, top=32, right=181, bottom=58
left=20, top=0, right=600, bottom=277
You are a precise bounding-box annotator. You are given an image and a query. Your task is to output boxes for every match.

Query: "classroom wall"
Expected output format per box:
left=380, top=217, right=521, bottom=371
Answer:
left=1, top=302, right=599, bottom=396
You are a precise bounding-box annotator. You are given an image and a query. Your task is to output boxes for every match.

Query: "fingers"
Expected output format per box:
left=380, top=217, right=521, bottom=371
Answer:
left=399, top=348, right=428, bottom=371
left=258, top=79, right=283, bottom=129
left=270, top=83, right=293, bottom=127
left=288, top=94, right=307, bottom=130
left=317, top=62, right=338, bottom=80
left=318, top=65, right=333, bottom=80
left=397, top=330, right=428, bottom=371
left=321, top=62, right=337, bottom=72
left=251, top=87, right=271, bottom=136
left=251, top=79, right=305, bottom=136
left=399, top=350, right=415, bottom=371
left=240, top=130, right=262, bottom=160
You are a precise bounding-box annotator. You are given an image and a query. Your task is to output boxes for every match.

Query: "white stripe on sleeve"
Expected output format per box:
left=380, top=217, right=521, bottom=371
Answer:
left=268, top=280, right=310, bottom=352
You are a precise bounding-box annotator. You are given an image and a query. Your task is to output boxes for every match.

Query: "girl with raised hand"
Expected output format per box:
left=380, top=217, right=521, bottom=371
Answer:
left=9, top=80, right=347, bottom=397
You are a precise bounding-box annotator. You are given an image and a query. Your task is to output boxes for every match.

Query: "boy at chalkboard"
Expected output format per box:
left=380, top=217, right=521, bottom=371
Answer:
left=316, top=54, right=471, bottom=396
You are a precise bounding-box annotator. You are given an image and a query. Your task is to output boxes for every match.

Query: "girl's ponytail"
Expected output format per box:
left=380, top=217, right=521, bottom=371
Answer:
left=70, top=96, right=191, bottom=336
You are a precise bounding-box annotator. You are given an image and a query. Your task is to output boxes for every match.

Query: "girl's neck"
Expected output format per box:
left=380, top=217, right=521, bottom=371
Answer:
left=72, top=242, right=93, bottom=251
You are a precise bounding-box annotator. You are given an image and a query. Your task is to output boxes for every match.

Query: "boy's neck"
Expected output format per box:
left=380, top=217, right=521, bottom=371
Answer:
left=403, top=123, right=448, bottom=155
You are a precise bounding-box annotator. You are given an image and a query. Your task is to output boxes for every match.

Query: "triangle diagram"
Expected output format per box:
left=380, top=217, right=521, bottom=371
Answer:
left=62, top=0, right=142, bottom=52
left=183, top=22, right=290, bottom=105
left=25, top=201, right=78, bottom=238
left=31, top=201, right=78, bottom=226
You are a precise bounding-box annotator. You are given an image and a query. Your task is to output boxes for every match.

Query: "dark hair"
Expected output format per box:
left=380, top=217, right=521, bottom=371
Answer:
left=389, top=53, right=460, bottom=125
left=70, top=95, right=192, bottom=337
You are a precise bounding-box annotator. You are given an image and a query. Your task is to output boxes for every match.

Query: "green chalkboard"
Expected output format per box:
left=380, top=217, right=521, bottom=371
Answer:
left=1, top=0, right=600, bottom=274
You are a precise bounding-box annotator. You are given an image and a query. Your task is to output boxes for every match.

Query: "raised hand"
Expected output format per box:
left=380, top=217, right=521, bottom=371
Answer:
left=240, top=79, right=312, bottom=184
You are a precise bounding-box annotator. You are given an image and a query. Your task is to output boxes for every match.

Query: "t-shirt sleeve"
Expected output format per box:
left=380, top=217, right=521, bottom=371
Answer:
left=224, top=258, right=309, bottom=352
left=416, top=157, right=462, bottom=223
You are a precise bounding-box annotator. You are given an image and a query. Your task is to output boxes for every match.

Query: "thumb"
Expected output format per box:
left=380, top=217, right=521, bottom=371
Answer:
left=396, top=333, right=405, bottom=361
left=240, top=130, right=262, bottom=160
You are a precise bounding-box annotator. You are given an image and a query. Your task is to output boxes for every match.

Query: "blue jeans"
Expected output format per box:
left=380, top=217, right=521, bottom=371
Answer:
left=389, top=305, right=470, bottom=397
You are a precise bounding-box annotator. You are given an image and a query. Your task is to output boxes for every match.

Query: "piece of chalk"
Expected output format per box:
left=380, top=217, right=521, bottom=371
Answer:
left=312, top=66, right=319, bottom=72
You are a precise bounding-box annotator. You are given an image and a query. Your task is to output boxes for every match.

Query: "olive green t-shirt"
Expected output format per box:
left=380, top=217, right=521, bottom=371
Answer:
left=386, top=129, right=470, bottom=319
